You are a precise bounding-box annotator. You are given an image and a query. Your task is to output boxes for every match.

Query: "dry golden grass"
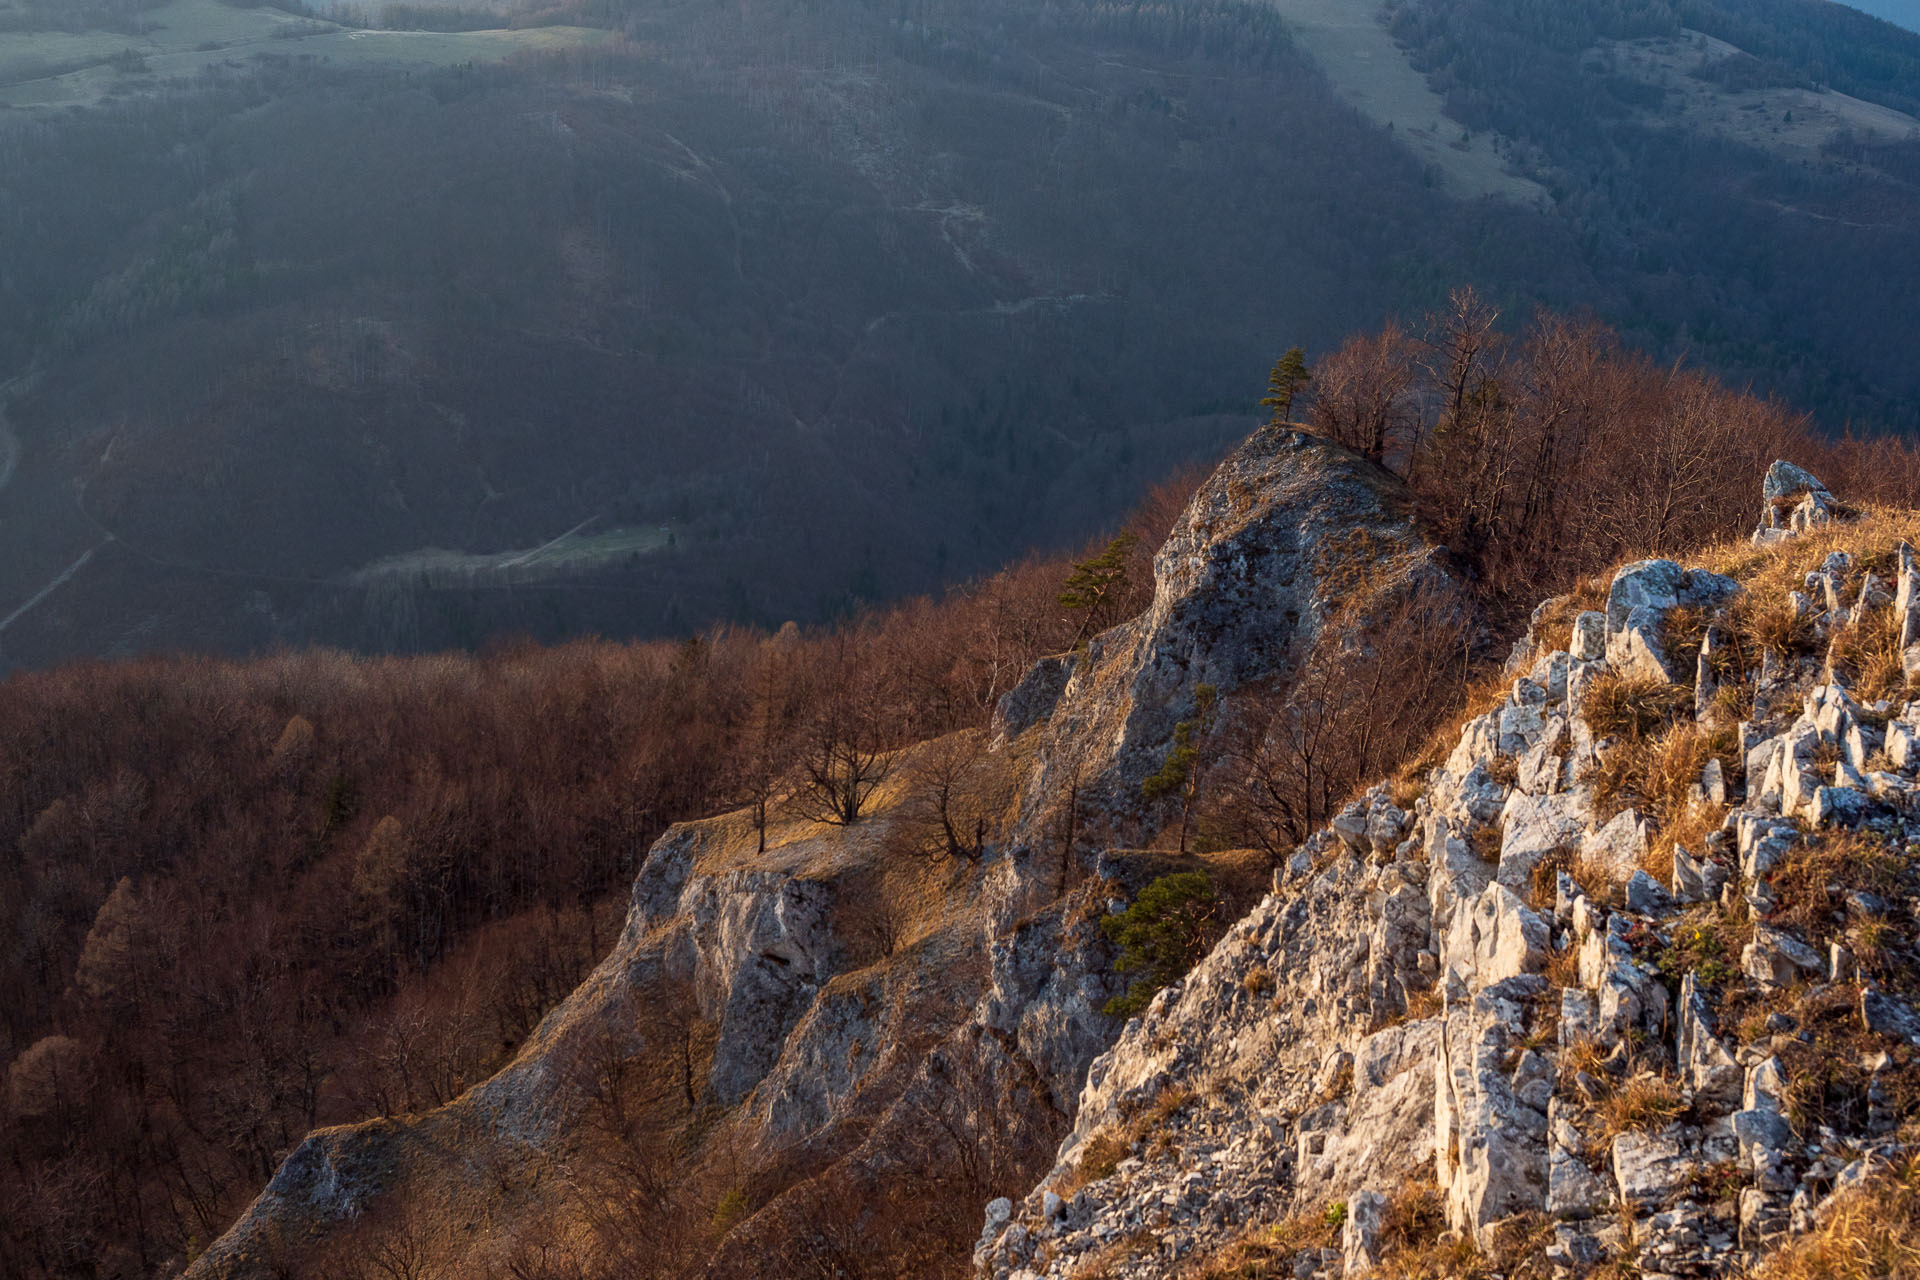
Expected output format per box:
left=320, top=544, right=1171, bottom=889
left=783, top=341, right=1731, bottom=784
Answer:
left=1056, top=1127, right=1133, bottom=1198
left=1596, top=1072, right=1686, bottom=1145
left=1242, top=965, right=1274, bottom=997
left=1526, top=847, right=1570, bottom=912
left=1557, top=1035, right=1609, bottom=1090
left=1528, top=843, right=1625, bottom=906
left=1662, top=602, right=1714, bottom=674
left=1586, top=716, right=1735, bottom=881
left=1661, top=798, right=1728, bottom=877
left=1828, top=603, right=1909, bottom=705
left=1077, top=1229, right=1162, bottom=1280
left=1103, top=1082, right=1199, bottom=1163
left=1529, top=576, right=1610, bottom=657
left=1375, top=1181, right=1447, bottom=1253
left=1388, top=774, right=1427, bottom=812
left=1709, top=678, right=1754, bottom=723
left=1764, top=986, right=1920, bottom=1137
left=1184, top=1207, right=1343, bottom=1277
left=1369, top=1190, right=1554, bottom=1280
left=1769, top=829, right=1908, bottom=941
left=1694, top=505, right=1920, bottom=598
left=1755, top=1153, right=1920, bottom=1280
left=1583, top=671, right=1692, bottom=741
left=1696, top=505, right=1920, bottom=669
left=1544, top=940, right=1581, bottom=992
left=1187, top=1178, right=1553, bottom=1280
left=1852, top=913, right=1898, bottom=978
left=1402, top=984, right=1444, bottom=1022
left=1731, top=591, right=1821, bottom=663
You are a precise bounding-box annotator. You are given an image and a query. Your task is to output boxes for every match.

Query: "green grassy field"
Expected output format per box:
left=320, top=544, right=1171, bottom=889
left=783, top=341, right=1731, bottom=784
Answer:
left=0, top=0, right=605, bottom=109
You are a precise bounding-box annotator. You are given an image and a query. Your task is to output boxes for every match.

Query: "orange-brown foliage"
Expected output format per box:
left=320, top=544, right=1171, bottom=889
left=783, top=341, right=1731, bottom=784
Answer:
left=0, top=475, right=1192, bottom=1277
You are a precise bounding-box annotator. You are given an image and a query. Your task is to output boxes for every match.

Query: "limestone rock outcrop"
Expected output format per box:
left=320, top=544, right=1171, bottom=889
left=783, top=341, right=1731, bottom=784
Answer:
left=1009, top=427, right=1456, bottom=867
left=982, top=462, right=1920, bottom=1280
left=190, top=425, right=1464, bottom=1279
left=195, top=452, right=1919, bottom=1280
left=1752, top=460, right=1840, bottom=545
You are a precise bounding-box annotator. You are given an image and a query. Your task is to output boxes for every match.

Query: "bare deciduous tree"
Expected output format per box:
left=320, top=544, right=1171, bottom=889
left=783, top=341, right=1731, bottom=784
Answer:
left=891, top=730, right=1007, bottom=864
left=1307, top=319, right=1421, bottom=465
left=791, top=640, right=893, bottom=826
left=1206, top=581, right=1469, bottom=857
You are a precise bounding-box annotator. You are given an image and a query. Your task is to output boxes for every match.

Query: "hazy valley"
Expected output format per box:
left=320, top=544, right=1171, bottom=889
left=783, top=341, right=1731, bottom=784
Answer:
left=0, top=0, right=1918, bottom=664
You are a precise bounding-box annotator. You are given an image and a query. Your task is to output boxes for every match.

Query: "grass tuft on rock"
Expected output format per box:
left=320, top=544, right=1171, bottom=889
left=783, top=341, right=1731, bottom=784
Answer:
left=1756, top=1152, right=1920, bottom=1280
left=1583, top=671, right=1692, bottom=741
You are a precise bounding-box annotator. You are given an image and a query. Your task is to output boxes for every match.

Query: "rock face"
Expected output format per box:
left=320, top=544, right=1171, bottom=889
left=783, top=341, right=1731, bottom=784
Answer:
left=188, top=425, right=1464, bottom=1279
left=1604, top=559, right=1739, bottom=681
left=1010, top=427, right=1455, bottom=867
left=195, top=798, right=1013, bottom=1277
left=197, top=453, right=1919, bottom=1280
left=992, top=654, right=1077, bottom=743
left=1752, top=459, right=1841, bottom=544
left=982, top=462, right=1920, bottom=1280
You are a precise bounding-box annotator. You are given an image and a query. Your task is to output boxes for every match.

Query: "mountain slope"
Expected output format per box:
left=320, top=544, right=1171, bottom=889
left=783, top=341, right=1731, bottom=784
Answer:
left=984, top=464, right=1920, bottom=1278
left=2, top=0, right=1920, bottom=664
left=184, top=443, right=1920, bottom=1280
left=185, top=426, right=1470, bottom=1277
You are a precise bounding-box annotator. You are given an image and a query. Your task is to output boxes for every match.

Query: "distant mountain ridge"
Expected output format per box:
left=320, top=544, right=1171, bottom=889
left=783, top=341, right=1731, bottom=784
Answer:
left=1847, top=0, right=1920, bottom=35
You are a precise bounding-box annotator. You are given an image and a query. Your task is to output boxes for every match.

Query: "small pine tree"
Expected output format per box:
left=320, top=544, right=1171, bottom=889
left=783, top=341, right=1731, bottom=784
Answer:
left=1140, top=684, right=1218, bottom=852
left=1059, top=531, right=1139, bottom=647
left=1100, top=871, right=1220, bottom=1018
left=1259, top=347, right=1313, bottom=424
left=1139, top=721, right=1199, bottom=805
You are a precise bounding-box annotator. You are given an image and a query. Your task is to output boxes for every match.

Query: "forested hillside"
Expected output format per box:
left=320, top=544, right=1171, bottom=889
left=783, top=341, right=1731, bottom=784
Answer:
left=0, top=0, right=1918, bottom=665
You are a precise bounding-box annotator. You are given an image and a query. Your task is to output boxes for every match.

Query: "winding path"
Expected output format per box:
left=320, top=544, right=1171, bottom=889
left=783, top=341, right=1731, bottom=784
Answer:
left=0, top=541, right=106, bottom=636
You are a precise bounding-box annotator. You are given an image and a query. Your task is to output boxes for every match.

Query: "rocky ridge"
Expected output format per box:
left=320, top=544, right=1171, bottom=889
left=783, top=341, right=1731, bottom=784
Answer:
left=189, top=426, right=1462, bottom=1277
left=978, top=460, right=1920, bottom=1279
